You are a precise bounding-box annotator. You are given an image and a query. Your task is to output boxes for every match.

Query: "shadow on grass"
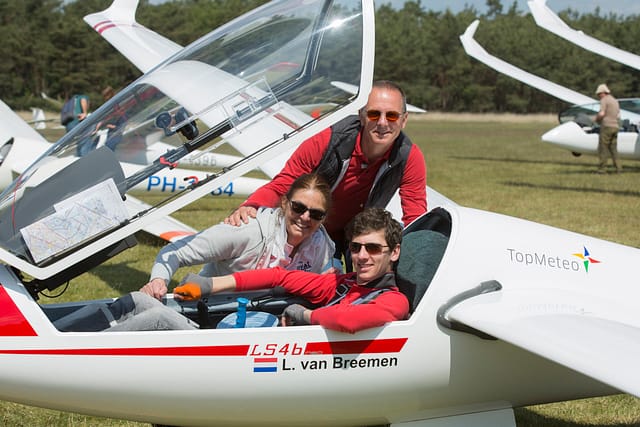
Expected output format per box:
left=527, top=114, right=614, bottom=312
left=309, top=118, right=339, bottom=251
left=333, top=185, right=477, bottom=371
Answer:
left=450, top=155, right=640, bottom=173
left=515, top=407, right=640, bottom=427
left=85, top=232, right=169, bottom=294
left=91, top=261, right=150, bottom=294
left=135, top=230, right=171, bottom=247
left=450, top=155, right=590, bottom=168
left=502, top=181, right=640, bottom=198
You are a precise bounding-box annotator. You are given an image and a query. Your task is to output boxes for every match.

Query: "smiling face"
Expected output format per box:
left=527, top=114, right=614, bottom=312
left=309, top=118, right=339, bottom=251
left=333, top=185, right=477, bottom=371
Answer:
left=282, top=188, right=328, bottom=248
left=350, top=229, right=400, bottom=285
left=359, top=86, right=408, bottom=161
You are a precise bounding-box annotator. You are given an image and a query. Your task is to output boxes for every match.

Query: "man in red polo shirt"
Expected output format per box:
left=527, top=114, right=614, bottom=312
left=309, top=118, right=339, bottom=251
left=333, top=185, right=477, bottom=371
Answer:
left=224, top=80, right=427, bottom=263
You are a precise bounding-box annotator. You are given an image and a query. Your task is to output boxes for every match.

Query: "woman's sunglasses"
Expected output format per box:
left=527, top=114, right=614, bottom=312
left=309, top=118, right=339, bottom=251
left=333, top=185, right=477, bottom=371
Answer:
left=365, top=110, right=403, bottom=122
left=349, top=241, right=389, bottom=255
left=289, top=200, right=327, bottom=221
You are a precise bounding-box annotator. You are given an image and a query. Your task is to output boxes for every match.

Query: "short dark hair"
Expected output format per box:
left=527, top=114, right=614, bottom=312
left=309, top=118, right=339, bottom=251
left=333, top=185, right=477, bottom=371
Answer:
left=373, top=80, right=407, bottom=113
left=346, top=208, right=402, bottom=248
left=284, top=172, right=332, bottom=212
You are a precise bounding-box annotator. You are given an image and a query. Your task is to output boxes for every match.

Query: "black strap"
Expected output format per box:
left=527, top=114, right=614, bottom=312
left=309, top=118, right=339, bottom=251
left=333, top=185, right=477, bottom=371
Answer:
left=351, top=288, right=391, bottom=305
left=197, top=300, right=213, bottom=329
left=325, top=273, right=397, bottom=307
left=325, top=282, right=351, bottom=306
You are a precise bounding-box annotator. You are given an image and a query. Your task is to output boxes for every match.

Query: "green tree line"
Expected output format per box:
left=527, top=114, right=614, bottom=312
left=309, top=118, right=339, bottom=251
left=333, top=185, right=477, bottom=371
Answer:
left=1, top=0, right=639, bottom=113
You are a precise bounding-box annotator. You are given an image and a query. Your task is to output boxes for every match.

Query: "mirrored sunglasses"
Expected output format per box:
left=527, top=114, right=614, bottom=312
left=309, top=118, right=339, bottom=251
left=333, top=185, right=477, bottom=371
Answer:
left=365, top=109, right=403, bottom=122
left=349, top=241, right=389, bottom=255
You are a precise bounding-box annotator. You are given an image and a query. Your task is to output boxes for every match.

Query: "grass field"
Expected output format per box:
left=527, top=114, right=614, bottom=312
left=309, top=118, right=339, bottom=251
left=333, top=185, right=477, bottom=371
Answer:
left=1, top=115, right=639, bottom=426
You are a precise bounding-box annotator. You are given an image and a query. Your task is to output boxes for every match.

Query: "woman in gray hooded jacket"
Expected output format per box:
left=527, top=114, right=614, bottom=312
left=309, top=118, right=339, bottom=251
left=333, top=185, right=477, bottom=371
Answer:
left=52, top=173, right=337, bottom=332
left=140, top=172, right=336, bottom=301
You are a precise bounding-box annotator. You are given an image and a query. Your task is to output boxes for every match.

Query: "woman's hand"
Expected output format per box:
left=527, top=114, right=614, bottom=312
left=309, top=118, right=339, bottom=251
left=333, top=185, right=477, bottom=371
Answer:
left=139, top=278, right=168, bottom=300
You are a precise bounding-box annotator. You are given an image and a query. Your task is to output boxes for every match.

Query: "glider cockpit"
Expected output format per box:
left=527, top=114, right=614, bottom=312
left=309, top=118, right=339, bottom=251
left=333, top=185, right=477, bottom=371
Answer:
left=558, top=98, right=640, bottom=132
left=40, top=206, right=452, bottom=332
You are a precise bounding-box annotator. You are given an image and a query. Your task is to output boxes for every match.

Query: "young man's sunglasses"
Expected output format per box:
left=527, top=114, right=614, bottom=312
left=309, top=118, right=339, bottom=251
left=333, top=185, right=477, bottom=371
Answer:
left=289, top=200, right=327, bottom=221
left=349, top=241, right=389, bottom=255
left=365, top=110, right=403, bottom=122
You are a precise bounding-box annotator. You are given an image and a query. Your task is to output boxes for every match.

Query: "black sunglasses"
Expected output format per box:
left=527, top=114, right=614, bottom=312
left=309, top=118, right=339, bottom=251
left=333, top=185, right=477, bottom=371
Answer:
left=349, top=241, right=389, bottom=255
left=289, top=200, right=327, bottom=221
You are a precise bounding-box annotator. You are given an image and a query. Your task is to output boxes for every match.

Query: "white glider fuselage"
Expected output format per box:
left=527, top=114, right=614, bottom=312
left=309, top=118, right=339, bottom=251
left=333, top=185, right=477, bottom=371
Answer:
left=542, top=121, right=640, bottom=158
left=0, top=202, right=630, bottom=426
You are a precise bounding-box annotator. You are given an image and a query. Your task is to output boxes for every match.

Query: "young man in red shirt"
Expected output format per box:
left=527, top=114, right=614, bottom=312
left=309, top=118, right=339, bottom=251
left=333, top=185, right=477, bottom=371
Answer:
left=224, top=80, right=426, bottom=262
left=176, top=208, right=409, bottom=334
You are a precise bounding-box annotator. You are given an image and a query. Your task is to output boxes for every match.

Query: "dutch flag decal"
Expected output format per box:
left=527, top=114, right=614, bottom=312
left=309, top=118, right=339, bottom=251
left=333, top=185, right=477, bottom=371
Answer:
left=253, top=357, right=278, bottom=373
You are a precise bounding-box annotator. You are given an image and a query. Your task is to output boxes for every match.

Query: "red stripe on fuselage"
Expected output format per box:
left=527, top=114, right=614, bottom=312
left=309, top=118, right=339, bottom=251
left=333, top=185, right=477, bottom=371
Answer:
left=0, top=327, right=406, bottom=356
left=0, top=345, right=250, bottom=356
left=0, top=285, right=37, bottom=337
left=304, top=338, right=407, bottom=355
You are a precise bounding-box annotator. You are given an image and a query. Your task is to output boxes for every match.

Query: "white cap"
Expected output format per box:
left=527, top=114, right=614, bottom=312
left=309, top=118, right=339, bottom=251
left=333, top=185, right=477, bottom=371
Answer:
left=596, top=84, right=610, bottom=95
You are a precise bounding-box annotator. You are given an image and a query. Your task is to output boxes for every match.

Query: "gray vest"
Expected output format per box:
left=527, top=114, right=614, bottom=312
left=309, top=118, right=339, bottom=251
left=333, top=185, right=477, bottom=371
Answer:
left=314, top=115, right=413, bottom=209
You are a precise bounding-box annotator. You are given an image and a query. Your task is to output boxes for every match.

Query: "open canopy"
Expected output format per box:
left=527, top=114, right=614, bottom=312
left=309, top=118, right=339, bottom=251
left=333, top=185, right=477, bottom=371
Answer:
left=558, top=98, right=640, bottom=126
left=0, top=0, right=373, bottom=284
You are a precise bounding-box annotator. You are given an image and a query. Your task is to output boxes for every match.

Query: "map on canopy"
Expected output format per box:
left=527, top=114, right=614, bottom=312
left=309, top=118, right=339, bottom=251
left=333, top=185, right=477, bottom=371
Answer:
left=20, top=179, right=128, bottom=263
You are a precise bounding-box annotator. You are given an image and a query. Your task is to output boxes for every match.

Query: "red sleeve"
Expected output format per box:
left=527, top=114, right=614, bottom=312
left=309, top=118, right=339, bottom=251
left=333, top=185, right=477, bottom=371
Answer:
left=232, top=267, right=281, bottom=290
left=310, top=290, right=409, bottom=334
left=233, top=267, right=346, bottom=305
left=234, top=268, right=408, bottom=333
left=399, top=144, right=427, bottom=226
left=242, top=128, right=333, bottom=208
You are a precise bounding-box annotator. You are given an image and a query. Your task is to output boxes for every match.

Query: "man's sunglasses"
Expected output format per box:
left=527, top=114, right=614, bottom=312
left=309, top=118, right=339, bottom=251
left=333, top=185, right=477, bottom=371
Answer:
left=365, top=110, right=403, bottom=122
left=349, top=241, right=389, bottom=255
left=289, top=200, right=327, bottom=221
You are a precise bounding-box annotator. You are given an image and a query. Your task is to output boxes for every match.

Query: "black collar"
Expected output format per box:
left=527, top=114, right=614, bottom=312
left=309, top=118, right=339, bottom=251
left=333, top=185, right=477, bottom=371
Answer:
left=362, top=272, right=396, bottom=289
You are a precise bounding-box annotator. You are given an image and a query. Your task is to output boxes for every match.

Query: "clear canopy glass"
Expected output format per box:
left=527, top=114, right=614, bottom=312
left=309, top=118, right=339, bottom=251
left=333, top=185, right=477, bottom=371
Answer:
left=0, top=0, right=366, bottom=276
left=558, top=98, right=640, bottom=127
